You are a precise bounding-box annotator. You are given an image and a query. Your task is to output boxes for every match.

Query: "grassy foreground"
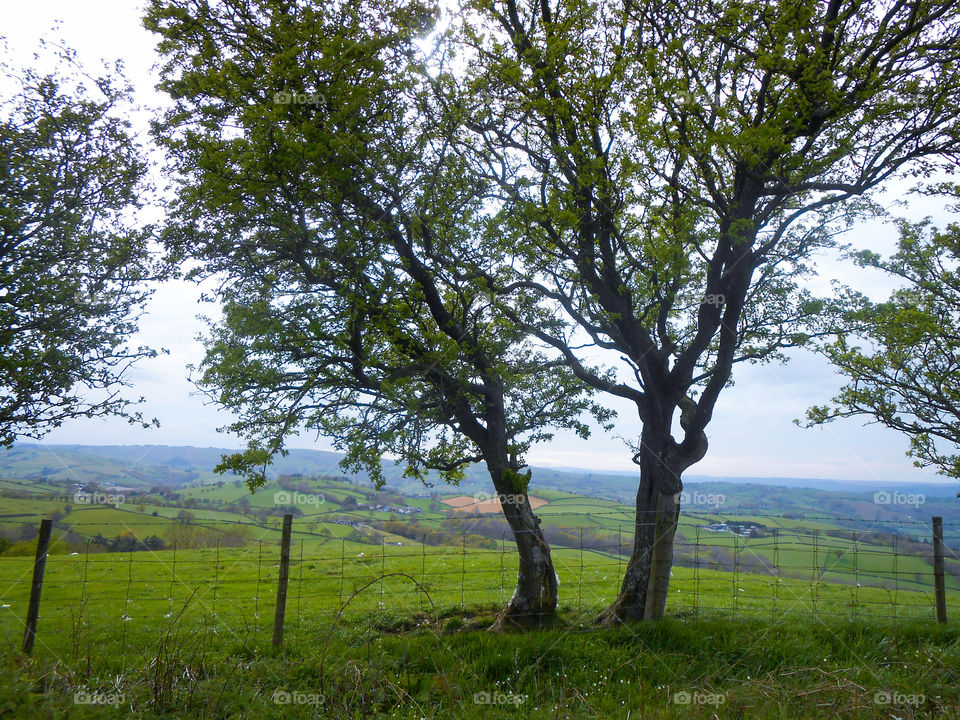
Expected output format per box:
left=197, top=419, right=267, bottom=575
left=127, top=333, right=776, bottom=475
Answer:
left=1, top=609, right=958, bottom=719
left=1, top=539, right=958, bottom=717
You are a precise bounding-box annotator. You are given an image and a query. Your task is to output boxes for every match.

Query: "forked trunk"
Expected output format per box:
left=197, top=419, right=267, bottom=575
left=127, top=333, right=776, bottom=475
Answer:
left=597, top=427, right=682, bottom=624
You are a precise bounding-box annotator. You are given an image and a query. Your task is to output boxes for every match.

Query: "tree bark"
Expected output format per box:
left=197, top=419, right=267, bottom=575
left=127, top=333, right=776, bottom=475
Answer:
left=485, top=460, right=558, bottom=631
left=644, top=490, right=680, bottom=619
left=597, top=424, right=683, bottom=624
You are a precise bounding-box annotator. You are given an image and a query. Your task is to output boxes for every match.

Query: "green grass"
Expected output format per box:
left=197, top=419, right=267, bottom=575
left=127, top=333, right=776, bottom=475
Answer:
left=0, top=495, right=71, bottom=520
left=1, top=518, right=959, bottom=717
left=1, top=603, right=957, bottom=718
left=2, top=482, right=952, bottom=600
left=0, top=540, right=954, bottom=645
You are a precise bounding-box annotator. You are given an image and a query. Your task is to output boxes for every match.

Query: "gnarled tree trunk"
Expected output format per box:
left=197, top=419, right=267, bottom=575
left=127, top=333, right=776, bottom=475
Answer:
left=597, top=416, right=703, bottom=625
left=485, top=458, right=558, bottom=631
left=644, top=490, right=681, bottom=619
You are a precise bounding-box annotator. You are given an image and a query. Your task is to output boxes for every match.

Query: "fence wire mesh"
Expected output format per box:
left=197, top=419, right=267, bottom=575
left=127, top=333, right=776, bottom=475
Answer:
left=0, top=509, right=957, bottom=661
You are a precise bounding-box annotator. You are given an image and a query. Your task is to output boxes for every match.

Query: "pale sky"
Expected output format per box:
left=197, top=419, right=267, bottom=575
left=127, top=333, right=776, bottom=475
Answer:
left=2, top=1, right=954, bottom=484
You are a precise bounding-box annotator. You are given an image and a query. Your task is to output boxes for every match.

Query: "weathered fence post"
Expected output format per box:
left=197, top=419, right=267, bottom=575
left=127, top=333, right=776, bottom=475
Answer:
left=460, top=532, right=466, bottom=610
left=578, top=527, right=584, bottom=615
left=272, top=514, right=293, bottom=648
left=933, top=516, right=947, bottom=624
left=22, top=519, right=52, bottom=654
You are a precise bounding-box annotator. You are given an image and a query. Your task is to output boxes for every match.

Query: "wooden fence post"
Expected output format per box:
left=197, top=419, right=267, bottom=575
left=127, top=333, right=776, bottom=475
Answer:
left=22, top=519, right=53, bottom=654
left=933, top=516, right=947, bottom=624
left=272, top=514, right=293, bottom=648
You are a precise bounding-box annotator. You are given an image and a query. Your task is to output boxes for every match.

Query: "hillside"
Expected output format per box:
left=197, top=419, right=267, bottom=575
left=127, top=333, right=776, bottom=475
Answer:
left=3, top=443, right=957, bottom=534
left=1, top=443, right=958, bottom=593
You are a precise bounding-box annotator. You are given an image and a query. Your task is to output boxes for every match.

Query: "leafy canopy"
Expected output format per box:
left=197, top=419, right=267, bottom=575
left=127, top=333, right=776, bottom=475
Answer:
left=807, top=199, right=960, bottom=480
left=146, top=0, right=610, bottom=488
left=0, top=40, right=160, bottom=447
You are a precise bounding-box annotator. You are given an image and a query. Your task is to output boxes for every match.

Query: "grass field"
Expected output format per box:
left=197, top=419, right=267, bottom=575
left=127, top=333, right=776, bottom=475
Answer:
left=0, top=547, right=958, bottom=719
left=1, top=476, right=955, bottom=599
left=3, top=475, right=960, bottom=717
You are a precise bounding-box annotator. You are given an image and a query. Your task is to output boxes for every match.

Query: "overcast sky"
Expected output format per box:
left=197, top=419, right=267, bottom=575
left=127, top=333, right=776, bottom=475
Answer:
left=2, top=1, right=955, bottom=484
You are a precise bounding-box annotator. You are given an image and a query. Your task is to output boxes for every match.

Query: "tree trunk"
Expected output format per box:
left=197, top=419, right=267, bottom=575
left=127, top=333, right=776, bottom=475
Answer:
left=644, top=490, right=680, bottom=619
left=485, top=461, right=558, bottom=631
left=597, top=425, right=681, bottom=624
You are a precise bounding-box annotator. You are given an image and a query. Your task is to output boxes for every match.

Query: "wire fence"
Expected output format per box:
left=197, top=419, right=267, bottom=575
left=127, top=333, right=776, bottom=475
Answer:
left=0, top=510, right=957, bottom=660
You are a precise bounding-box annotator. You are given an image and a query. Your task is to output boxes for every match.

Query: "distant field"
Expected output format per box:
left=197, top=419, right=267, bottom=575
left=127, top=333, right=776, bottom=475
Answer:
left=441, top=494, right=549, bottom=513
left=2, top=474, right=955, bottom=602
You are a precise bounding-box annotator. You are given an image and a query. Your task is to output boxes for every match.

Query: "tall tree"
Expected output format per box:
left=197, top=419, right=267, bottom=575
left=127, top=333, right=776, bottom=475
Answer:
left=0, top=42, right=158, bottom=447
left=806, top=207, right=960, bottom=481
left=448, top=0, right=960, bottom=621
left=146, top=0, right=609, bottom=627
